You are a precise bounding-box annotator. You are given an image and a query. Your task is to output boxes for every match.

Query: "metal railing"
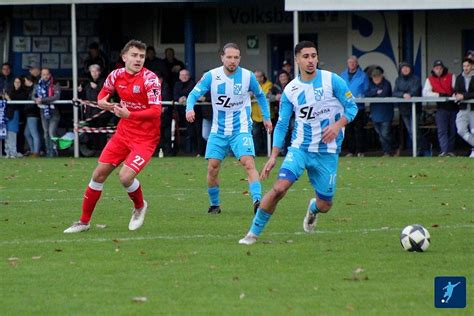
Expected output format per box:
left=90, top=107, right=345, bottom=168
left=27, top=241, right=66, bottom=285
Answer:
left=2, top=98, right=473, bottom=158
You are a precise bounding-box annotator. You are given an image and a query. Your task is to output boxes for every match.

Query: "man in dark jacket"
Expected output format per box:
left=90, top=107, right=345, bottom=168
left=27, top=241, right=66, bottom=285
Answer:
left=0, top=63, right=14, bottom=95
left=393, top=62, right=430, bottom=156
left=454, top=58, right=474, bottom=157
left=144, top=46, right=170, bottom=85
left=173, top=68, right=197, bottom=154
left=366, top=68, right=393, bottom=156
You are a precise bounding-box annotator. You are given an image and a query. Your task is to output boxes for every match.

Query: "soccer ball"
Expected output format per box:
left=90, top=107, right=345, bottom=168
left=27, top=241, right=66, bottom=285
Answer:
left=400, top=224, right=431, bottom=252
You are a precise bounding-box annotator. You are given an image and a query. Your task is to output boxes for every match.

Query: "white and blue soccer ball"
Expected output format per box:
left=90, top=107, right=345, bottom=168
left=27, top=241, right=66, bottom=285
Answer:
left=400, top=224, right=431, bottom=252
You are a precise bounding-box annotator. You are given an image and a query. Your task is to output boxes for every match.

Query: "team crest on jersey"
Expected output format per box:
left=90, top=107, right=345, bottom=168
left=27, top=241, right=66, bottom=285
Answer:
left=233, top=84, right=242, bottom=95
left=133, top=85, right=141, bottom=93
left=314, top=88, right=324, bottom=101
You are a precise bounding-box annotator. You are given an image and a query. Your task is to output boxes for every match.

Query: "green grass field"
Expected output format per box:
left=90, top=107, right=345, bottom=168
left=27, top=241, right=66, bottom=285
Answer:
left=1, top=157, right=473, bottom=315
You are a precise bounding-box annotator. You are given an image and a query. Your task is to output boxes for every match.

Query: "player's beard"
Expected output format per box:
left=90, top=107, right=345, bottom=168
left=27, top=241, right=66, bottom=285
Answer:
left=225, top=65, right=236, bottom=73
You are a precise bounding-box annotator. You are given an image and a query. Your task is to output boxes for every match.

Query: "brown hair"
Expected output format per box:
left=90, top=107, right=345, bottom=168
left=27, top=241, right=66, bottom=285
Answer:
left=121, top=39, right=147, bottom=56
left=221, top=43, right=240, bottom=56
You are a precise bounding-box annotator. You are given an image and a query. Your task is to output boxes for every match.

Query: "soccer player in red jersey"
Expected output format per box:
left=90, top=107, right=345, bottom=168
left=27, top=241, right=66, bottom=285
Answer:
left=64, top=40, right=162, bottom=233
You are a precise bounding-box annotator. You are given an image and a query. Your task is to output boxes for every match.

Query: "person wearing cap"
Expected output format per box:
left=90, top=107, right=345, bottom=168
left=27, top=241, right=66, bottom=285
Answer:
left=393, top=62, right=431, bottom=156
left=340, top=55, right=369, bottom=157
left=423, top=59, right=457, bottom=157
left=281, top=60, right=293, bottom=79
left=454, top=58, right=474, bottom=157
left=365, top=67, right=394, bottom=156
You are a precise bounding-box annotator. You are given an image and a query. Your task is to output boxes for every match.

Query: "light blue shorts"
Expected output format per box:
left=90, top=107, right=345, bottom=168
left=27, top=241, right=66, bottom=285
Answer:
left=205, top=133, right=255, bottom=160
left=278, top=147, right=339, bottom=201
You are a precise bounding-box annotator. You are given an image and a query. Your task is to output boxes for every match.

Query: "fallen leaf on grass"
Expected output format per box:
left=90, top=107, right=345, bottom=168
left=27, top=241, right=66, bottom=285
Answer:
left=344, top=267, right=369, bottom=281
left=242, top=190, right=249, bottom=195
left=54, top=249, right=63, bottom=252
left=131, top=297, right=148, bottom=303
left=233, top=276, right=240, bottom=281
left=112, top=239, right=120, bottom=243
left=246, top=251, right=251, bottom=256
left=441, top=202, right=449, bottom=206
left=239, top=293, right=245, bottom=300
left=431, top=224, right=439, bottom=228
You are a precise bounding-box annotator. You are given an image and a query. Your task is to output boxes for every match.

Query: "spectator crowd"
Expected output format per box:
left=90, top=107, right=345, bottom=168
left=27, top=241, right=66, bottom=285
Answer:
left=1, top=43, right=473, bottom=158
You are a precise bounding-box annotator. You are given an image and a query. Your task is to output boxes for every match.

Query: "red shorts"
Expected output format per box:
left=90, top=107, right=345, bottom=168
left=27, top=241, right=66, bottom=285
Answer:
left=98, top=134, right=157, bottom=174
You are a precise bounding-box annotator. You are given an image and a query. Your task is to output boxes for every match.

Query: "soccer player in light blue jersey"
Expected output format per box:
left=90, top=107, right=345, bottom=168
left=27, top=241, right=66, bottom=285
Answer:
left=239, top=41, right=358, bottom=244
left=186, top=43, right=272, bottom=214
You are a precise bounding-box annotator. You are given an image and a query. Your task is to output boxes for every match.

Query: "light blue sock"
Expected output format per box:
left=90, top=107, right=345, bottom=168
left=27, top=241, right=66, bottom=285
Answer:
left=309, top=198, right=319, bottom=215
left=249, top=208, right=272, bottom=236
left=208, top=186, right=220, bottom=206
left=249, top=181, right=262, bottom=203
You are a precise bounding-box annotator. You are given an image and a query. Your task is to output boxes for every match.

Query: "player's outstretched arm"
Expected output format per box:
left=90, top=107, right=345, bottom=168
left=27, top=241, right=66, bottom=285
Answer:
left=260, top=147, right=280, bottom=180
left=186, top=71, right=212, bottom=123
left=249, top=72, right=272, bottom=131
left=97, top=93, right=118, bottom=112
left=263, top=120, right=273, bottom=134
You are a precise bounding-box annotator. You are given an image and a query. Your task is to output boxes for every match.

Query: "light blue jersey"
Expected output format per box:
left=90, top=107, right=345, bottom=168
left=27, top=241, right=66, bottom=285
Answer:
left=186, top=66, right=270, bottom=136
left=273, top=69, right=358, bottom=154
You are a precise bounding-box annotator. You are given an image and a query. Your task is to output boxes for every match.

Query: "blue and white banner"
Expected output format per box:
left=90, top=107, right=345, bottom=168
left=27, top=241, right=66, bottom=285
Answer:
left=0, top=100, right=7, bottom=140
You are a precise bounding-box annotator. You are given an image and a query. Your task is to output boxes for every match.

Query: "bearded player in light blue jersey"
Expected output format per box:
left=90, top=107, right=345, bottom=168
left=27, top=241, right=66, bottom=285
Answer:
left=186, top=43, right=272, bottom=214
left=239, top=41, right=358, bottom=244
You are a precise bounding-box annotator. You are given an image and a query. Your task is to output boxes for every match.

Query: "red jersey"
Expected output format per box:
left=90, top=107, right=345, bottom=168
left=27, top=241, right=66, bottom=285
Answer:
left=99, top=67, right=162, bottom=142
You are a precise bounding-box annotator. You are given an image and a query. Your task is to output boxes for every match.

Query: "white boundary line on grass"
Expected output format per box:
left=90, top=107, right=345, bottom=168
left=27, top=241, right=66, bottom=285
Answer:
left=1, top=224, right=472, bottom=246
left=2, top=187, right=472, bottom=204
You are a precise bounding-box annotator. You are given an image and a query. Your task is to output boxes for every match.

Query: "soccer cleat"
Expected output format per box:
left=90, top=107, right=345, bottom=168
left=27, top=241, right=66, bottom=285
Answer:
left=64, top=221, right=90, bottom=233
left=253, top=200, right=260, bottom=215
left=128, top=200, right=148, bottom=231
left=303, top=198, right=319, bottom=233
left=207, top=205, right=221, bottom=214
left=238, top=232, right=258, bottom=245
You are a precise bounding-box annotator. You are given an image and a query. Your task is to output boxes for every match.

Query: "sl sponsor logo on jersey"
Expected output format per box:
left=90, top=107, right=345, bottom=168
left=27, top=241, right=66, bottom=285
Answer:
left=314, top=88, right=324, bottom=101
left=133, top=85, right=141, bottom=93
left=215, top=76, right=221, bottom=81
left=233, top=84, right=242, bottom=95
left=299, top=106, right=330, bottom=120
left=290, top=85, right=298, bottom=92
